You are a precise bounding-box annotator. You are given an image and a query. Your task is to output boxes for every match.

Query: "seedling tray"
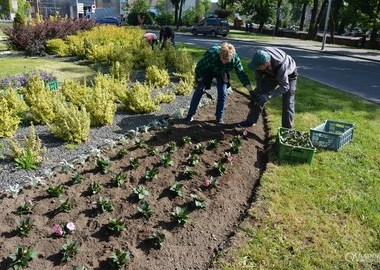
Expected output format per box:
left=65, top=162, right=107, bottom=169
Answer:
left=276, top=127, right=316, bottom=164
left=310, top=120, right=354, bottom=151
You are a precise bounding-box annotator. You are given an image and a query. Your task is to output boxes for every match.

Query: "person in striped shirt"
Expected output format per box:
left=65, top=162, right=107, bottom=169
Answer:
left=185, top=42, right=253, bottom=125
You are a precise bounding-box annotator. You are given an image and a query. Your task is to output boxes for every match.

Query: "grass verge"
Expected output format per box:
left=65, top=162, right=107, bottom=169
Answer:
left=216, top=64, right=380, bottom=268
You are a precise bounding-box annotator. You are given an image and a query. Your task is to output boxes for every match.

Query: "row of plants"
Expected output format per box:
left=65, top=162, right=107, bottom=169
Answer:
left=3, top=116, right=249, bottom=269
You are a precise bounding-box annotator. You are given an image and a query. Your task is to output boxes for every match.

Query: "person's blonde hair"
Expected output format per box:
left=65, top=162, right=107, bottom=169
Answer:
left=220, top=42, right=236, bottom=62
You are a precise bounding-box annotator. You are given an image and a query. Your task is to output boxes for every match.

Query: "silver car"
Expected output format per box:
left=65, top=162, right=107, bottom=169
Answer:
left=191, top=18, right=229, bottom=37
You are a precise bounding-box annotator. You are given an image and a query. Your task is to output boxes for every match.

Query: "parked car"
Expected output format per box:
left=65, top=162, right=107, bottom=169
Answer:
left=95, top=17, right=120, bottom=26
left=191, top=18, right=229, bottom=37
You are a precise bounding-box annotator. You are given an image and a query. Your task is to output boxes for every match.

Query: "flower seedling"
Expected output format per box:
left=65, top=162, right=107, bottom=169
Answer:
left=52, top=222, right=75, bottom=237
left=16, top=217, right=33, bottom=237
left=148, top=230, right=166, bottom=248
left=134, top=138, right=147, bottom=149
left=93, top=197, right=114, bottom=213
left=133, top=185, right=149, bottom=201
left=27, top=175, right=44, bottom=187
left=242, top=129, right=249, bottom=139
left=71, top=171, right=84, bottom=184
left=147, top=146, right=158, bottom=156
left=230, top=135, right=242, bottom=152
left=88, top=181, right=100, bottom=195
left=207, top=139, right=220, bottom=150
left=182, top=136, right=192, bottom=145
left=160, top=154, right=173, bottom=168
left=171, top=207, right=190, bottom=225
left=143, top=168, right=159, bottom=181
left=108, top=218, right=128, bottom=234
left=109, top=249, right=130, bottom=269
left=14, top=200, right=34, bottom=216
left=74, top=154, right=88, bottom=165
left=59, top=198, right=74, bottom=213
left=182, top=166, right=197, bottom=179
left=193, top=143, right=206, bottom=155
left=15, top=150, right=38, bottom=170
left=214, top=161, right=227, bottom=176
left=129, top=157, right=140, bottom=170
left=96, top=156, right=111, bottom=174
left=165, top=142, right=177, bottom=154
left=116, top=147, right=128, bottom=159
left=111, top=172, right=127, bottom=187
left=137, top=201, right=153, bottom=222
left=203, top=177, right=218, bottom=189
left=60, top=159, right=75, bottom=173
left=104, top=139, right=117, bottom=149
left=8, top=245, right=37, bottom=270
left=190, top=193, right=208, bottom=209
left=73, top=266, right=89, bottom=270
left=47, top=184, right=65, bottom=197
left=61, top=239, right=80, bottom=262
left=186, top=154, right=200, bottom=166
left=223, top=152, right=233, bottom=163
left=170, top=181, right=183, bottom=197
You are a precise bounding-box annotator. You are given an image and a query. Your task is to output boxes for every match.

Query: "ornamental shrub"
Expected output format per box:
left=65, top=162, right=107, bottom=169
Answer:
left=85, top=82, right=116, bottom=126
left=175, top=75, right=195, bottom=96
left=1, top=88, right=28, bottom=119
left=155, top=91, right=176, bottom=104
left=60, top=79, right=90, bottom=107
left=175, top=51, right=196, bottom=75
left=109, top=60, right=133, bottom=80
left=48, top=102, right=91, bottom=144
left=145, top=66, right=170, bottom=88
left=0, top=96, right=21, bottom=138
left=122, top=82, right=158, bottom=113
left=21, top=77, right=58, bottom=124
left=46, top=38, right=69, bottom=56
left=93, top=73, right=127, bottom=103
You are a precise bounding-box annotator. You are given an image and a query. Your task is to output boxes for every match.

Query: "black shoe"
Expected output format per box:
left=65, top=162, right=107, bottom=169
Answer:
left=238, top=121, right=255, bottom=128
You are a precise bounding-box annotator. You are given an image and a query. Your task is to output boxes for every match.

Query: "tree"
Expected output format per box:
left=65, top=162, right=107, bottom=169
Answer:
left=170, top=0, right=180, bottom=25
left=289, top=0, right=311, bottom=31
left=241, top=0, right=274, bottom=32
left=307, top=0, right=319, bottom=39
left=350, top=0, right=380, bottom=44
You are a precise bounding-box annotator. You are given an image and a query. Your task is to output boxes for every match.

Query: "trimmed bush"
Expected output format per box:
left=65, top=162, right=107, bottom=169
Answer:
left=145, top=66, right=170, bottom=88
left=122, top=82, right=158, bottom=113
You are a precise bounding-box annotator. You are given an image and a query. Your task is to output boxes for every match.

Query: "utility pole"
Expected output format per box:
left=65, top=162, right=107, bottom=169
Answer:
left=321, top=0, right=333, bottom=50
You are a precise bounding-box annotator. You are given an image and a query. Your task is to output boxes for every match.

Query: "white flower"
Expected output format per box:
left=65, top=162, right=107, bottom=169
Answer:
left=66, top=222, right=76, bottom=232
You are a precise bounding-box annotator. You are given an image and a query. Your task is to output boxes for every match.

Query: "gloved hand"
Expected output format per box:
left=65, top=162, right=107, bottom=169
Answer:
left=258, top=94, right=270, bottom=106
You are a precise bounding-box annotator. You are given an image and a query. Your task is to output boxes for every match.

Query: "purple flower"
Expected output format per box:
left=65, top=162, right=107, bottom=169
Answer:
left=203, top=180, right=211, bottom=187
left=52, top=224, right=64, bottom=236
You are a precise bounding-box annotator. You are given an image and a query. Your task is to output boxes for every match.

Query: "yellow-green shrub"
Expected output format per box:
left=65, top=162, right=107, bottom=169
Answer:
left=21, top=77, right=57, bottom=124
left=93, top=73, right=127, bottom=102
left=131, top=42, right=154, bottom=69
left=109, top=60, right=133, bottom=80
left=61, top=79, right=90, bottom=107
left=175, top=76, right=194, bottom=96
left=46, top=38, right=69, bottom=56
left=6, top=123, right=45, bottom=165
left=147, top=49, right=166, bottom=69
left=122, top=82, right=158, bottom=113
left=175, top=51, right=196, bottom=74
left=85, top=83, right=116, bottom=126
left=48, top=102, right=91, bottom=144
left=155, top=91, right=176, bottom=104
left=162, top=44, right=177, bottom=68
left=145, top=66, right=170, bottom=88
left=2, top=89, right=28, bottom=118
left=0, top=97, right=21, bottom=138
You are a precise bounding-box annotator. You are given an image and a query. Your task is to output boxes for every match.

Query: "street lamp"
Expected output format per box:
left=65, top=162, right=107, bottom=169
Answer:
left=321, top=0, right=333, bottom=50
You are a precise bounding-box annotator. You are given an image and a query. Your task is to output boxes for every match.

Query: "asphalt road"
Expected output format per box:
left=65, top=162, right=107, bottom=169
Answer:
left=175, top=33, right=380, bottom=104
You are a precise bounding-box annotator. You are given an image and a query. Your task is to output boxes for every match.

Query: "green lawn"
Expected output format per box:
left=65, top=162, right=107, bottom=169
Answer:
left=0, top=55, right=96, bottom=82
left=180, top=43, right=380, bottom=269
left=228, top=29, right=275, bottom=42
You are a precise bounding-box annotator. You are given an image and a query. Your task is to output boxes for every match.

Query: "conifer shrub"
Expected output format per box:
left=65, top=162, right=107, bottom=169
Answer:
left=6, top=124, right=45, bottom=167
left=21, top=77, right=58, bottom=124
left=175, top=76, right=194, bottom=96
left=61, top=79, right=90, bottom=107
left=131, top=43, right=154, bottom=69
left=1, top=88, right=28, bottom=119
left=85, top=82, right=116, bottom=126
left=46, top=38, right=69, bottom=56
left=109, top=60, right=133, bottom=80
left=48, top=102, right=91, bottom=144
left=0, top=96, right=21, bottom=138
left=162, top=44, right=177, bottom=68
left=145, top=66, right=170, bottom=88
left=122, top=82, right=158, bottom=113
left=155, top=91, right=176, bottom=104
left=175, top=51, right=196, bottom=75
left=93, top=73, right=127, bottom=103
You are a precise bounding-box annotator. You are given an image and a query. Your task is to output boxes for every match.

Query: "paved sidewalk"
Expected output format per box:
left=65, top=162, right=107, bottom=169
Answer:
left=231, top=35, right=380, bottom=63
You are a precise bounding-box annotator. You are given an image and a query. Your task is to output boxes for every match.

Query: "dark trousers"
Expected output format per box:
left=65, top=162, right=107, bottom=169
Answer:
left=245, top=75, right=297, bottom=128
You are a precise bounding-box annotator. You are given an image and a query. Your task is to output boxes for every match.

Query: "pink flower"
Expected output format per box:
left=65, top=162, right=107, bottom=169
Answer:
left=224, top=152, right=233, bottom=162
left=203, top=180, right=211, bottom=187
left=25, top=199, right=33, bottom=206
left=66, top=222, right=76, bottom=232
left=242, top=130, right=248, bottom=137
left=52, top=224, right=64, bottom=236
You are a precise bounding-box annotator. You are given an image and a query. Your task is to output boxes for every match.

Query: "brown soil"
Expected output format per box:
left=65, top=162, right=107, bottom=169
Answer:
left=0, top=92, right=267, bottom=270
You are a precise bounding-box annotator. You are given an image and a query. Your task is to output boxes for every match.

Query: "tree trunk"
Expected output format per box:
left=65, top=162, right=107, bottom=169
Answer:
left=274, top=0, right=282, bottom=36
left=174, top=5, right=179, bottom=25
left=307, top=0, right=319, bottom=39
left=299, top=2, right=307, bottom=31
left=311, top=0, right=328, bottom=40
left=258, top=21, right=264, bottom=33
left=177, top=0, right=185, bottom=30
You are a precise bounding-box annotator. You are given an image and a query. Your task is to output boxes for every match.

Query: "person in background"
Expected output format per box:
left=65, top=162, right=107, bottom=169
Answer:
left=185, top=42, right=253, bottom=126
left=239, top=47, right=298, bottom=129
left=143, top=32, right=158, bottom=49
left=159, top=26, right=175, bottom=49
